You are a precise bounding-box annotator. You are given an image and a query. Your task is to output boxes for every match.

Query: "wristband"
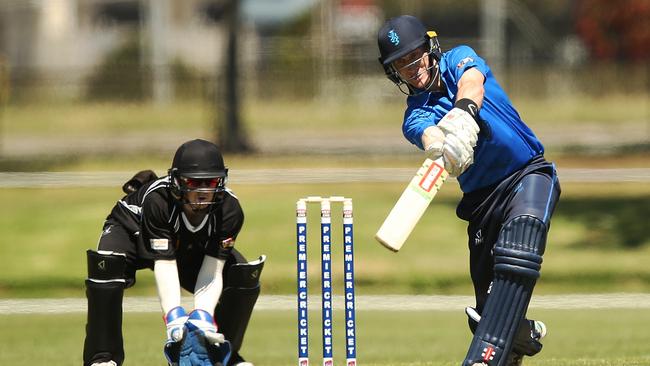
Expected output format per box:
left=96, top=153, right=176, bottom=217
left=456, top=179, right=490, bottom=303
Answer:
left=454, top=98, right=479, bottom=119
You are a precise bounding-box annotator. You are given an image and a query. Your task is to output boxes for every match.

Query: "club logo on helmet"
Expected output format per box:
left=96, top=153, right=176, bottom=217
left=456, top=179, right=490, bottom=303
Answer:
left=388, top=29, right=400, bottom=45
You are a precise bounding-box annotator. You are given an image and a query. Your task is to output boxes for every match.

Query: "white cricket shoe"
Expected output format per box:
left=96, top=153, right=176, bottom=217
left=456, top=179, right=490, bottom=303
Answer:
left=233, top=363, right=254, bottom=366
left=465, top=307, right=547, bottom=366
left=90, top=362, right=117, bottom=366
left=506, top=320, right=547, bottom=366
left=532, top=319, right=547, bottom=340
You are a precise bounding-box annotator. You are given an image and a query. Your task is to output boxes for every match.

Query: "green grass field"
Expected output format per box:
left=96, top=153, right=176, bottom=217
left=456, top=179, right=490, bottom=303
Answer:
left=3, top=95, right=648, bottom=137
left=1, top=97, right=649, bottom=364
left=0, top=177, right=650, bottom=297
left=1, top=180, right=649, bottom=297
left=2, top=309, right=650, bottom=365
left=1, top=165, right=648, bottom=364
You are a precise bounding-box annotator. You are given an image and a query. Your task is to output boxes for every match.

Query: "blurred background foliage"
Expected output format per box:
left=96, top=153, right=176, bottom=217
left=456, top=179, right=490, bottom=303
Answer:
left=0, top=0, right=646, bottom=160
left=1, top=0, right=648, bottom=107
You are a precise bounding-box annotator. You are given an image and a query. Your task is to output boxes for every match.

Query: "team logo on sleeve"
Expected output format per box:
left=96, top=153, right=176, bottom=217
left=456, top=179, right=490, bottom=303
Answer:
left=221, top=237, right=236, bottom=249
left=457, top=57, right=474, bottom=68
left=150, top=238, right=169, bottom=250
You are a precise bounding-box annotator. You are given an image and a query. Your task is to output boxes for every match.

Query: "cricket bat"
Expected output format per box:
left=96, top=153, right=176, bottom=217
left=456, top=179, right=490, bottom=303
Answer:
left=375, top=157, right=448, bottom=252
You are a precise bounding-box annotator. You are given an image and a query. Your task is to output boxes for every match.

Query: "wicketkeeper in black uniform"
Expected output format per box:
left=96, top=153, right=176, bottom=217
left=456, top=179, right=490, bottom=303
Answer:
left=83, top=139, right=265, bottom=366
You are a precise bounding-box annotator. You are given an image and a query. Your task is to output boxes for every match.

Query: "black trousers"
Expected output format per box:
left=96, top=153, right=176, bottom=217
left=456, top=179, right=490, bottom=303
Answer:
left=96, top=222, right=247, bottom=291
left=457, top=156, right=561, bottom=312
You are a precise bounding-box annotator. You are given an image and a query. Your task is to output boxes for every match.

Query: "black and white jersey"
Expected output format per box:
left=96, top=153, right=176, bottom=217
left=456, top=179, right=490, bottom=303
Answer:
left=107, top=176, right=244, bottom=261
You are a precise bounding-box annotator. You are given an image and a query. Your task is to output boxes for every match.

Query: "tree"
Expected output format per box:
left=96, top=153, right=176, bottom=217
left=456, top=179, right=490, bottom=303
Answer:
left=216, top=0, right=252, bottom=153
left=575, top=0, right=650, bottom=61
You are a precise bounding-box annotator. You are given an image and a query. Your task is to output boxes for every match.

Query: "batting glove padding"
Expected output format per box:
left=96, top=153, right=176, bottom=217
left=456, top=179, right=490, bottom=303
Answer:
left=435, top=108, right=480, bottom=177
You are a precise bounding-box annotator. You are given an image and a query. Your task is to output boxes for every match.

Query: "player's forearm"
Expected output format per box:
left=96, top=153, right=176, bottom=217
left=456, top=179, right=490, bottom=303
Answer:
left=154, top=259, right=182, bottom=314
left=456, top=68, right=485, bottom=108
left=193, top=256, right=226, bottom=313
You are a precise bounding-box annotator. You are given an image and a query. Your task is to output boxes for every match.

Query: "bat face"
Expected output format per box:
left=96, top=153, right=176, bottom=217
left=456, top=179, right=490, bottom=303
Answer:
left=375, top=158, right=448, bottom=252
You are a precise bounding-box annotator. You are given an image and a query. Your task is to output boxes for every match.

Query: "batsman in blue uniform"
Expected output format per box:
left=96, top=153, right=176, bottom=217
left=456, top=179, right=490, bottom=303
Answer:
left=377, top=15, right=561, bottom=366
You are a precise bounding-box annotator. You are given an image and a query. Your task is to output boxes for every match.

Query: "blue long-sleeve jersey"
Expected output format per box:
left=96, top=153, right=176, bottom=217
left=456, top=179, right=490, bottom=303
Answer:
left=402, top=45, right=544, bottom=193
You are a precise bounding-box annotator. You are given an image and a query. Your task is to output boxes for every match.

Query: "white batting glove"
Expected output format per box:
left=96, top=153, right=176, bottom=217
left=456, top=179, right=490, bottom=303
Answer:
left=186, top=309, right=226, bottom=344
left=442, top=133, right=474, bottom=177
left=423, top=125, right=445, bottom=160
left=423, top=124, right=475, bottom=176
left=437, top=108, right=480, bottom=177
left=437, top=108, right=480, bottom=148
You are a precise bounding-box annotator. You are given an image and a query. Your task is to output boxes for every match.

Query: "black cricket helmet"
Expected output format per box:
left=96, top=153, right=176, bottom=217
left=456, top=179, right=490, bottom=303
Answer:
left=168, top=139, right=228, bottom=205
left=377, top=15, right=442, bottom=95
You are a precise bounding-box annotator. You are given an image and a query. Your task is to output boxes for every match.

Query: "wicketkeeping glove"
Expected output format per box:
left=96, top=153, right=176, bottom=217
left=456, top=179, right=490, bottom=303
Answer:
left=179, top=328, right=232, bottom=366
left=185, top=309, right=226, bottom=345
left=179, top=310, right=231, bottom=366
left=163, top=306, right=189, bottom=365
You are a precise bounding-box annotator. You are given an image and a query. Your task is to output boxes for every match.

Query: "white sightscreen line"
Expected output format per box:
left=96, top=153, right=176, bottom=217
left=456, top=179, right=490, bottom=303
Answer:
left=1, top=168, right=648, bottom=187
left=2, top=294, right=650, bottom=314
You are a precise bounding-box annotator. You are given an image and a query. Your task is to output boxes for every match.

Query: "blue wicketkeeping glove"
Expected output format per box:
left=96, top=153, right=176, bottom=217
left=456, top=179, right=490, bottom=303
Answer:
left=179, top=309, right=232, bottom=366
left=163, top=306, right=189, bottom=365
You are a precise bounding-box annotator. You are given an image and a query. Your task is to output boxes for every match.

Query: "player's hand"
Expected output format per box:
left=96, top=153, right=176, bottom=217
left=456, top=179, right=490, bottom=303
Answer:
left=186, top=309, right=226, bottom=345
left=437, top=107, right=480, bottom=147
left=163, top=306, right=188, bottom=365
left=423, top=124, right=474, bottom=176
left=423, top=126, right=445, bottom=160
left=437, top=108, right=480, bottom=177
left=442, top=133, right=474, bottom=177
